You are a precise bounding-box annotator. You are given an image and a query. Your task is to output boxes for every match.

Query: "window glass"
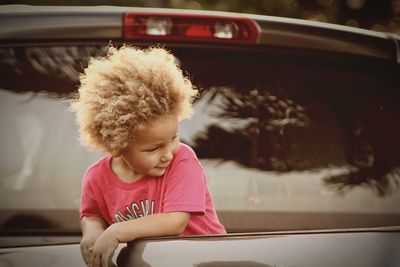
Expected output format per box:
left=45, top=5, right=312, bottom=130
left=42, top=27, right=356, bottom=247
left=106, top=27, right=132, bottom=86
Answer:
left=179, top=51, right=400, bottom=230
left=1, top=45, right=399, bottom=231
left=0, top=46, right=107, bottom=211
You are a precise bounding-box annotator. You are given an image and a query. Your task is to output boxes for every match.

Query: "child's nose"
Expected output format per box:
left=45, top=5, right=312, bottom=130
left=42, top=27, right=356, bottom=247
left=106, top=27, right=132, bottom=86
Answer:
left=161, top=149, right=173, bottom=162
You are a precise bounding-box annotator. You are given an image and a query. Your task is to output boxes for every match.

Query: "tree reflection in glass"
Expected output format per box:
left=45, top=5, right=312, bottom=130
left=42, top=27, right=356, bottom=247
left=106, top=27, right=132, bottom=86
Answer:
left=190, top=84, right=400, bottom=197
left=192, top=87, right=309, bottom=171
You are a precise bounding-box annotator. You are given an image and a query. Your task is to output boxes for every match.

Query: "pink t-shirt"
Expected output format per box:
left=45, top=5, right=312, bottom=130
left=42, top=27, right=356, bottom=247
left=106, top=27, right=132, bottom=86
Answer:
left=80, top=143, right=226, bottom=236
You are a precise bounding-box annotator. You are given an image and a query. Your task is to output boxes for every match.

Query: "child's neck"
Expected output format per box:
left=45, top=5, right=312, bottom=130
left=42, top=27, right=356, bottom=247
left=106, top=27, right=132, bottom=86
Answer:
left=111, top=157, right=143, bottom=183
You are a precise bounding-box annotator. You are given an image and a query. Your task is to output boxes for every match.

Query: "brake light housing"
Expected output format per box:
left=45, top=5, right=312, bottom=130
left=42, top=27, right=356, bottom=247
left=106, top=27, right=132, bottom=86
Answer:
left=124, top=12, right=259, bottom=44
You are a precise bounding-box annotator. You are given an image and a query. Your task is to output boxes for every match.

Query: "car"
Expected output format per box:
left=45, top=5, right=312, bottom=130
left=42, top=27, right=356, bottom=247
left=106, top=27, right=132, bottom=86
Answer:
left=0, top=4, right=399, bottom=267
left=1, top=228, right=399, bottom=266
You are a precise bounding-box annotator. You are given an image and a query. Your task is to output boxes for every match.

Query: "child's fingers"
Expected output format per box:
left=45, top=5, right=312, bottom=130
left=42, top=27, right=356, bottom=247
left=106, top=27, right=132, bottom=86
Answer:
left=101, top=248, right=114, bottom=267
left=88, top=249, right=111, bottom=267
left=88, top=247, right=96, bottom=267
left=91, top=253, right=101, bottom=267
left=80, top=246, right=91, bottom=265
left=101, top=255, right=110, bottom=267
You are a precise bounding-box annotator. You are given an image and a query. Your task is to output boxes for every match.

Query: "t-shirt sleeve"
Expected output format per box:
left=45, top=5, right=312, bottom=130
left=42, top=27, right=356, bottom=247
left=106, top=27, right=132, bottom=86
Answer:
left=162, top=151, right=207, bottom=215
left=80, top=169, right=102, bottom=220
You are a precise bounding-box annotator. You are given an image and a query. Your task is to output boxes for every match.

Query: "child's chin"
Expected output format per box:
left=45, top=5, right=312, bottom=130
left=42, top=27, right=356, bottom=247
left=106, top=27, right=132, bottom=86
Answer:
left=151, top=167, right=167, bottom=176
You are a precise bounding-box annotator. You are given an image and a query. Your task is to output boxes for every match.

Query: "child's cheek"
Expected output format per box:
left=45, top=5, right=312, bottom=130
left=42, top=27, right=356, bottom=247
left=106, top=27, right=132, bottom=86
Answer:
left=172, top=140, right=180, bottom=155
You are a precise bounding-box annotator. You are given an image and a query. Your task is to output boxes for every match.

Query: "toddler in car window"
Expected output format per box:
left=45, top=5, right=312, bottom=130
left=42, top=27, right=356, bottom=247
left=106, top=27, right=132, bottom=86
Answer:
left=71, top=45, right=226, bottom=267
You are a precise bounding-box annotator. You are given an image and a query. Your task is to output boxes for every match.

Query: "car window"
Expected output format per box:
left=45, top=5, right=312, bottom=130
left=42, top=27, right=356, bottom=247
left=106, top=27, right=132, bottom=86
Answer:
left=181, top=50, right=400, bottom=230
left=1, top=44, right=399, bottom=233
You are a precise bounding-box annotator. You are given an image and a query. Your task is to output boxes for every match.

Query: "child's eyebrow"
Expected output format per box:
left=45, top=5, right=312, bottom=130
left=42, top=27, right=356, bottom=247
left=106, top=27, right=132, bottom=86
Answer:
left=146, top=134, right=178, bottom=147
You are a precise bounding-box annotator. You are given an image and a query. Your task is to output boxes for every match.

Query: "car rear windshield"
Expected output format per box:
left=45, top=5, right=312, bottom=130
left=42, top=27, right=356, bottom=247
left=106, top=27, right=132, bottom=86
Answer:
left=1, top=44, right=399, bottom=233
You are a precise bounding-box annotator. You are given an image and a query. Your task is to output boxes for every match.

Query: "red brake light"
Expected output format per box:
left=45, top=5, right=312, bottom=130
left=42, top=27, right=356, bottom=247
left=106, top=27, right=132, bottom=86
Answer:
left=124, top=13, right=259, bottom=44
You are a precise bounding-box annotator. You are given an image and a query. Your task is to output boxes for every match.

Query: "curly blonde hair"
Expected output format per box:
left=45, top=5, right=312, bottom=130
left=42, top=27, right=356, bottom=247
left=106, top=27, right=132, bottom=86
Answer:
left=71, top=45, right=197, bottom=156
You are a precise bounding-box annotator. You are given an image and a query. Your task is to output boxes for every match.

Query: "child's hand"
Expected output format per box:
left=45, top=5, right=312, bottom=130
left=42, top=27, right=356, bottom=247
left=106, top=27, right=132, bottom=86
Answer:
left=89, top=228, right=119, bottom=267
left=80, top=230, right=103, bottom=266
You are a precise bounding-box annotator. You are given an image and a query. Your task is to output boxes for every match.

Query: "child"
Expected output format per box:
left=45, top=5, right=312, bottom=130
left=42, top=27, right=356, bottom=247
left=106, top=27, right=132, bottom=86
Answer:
left=71, top=45, right=226, bottom=267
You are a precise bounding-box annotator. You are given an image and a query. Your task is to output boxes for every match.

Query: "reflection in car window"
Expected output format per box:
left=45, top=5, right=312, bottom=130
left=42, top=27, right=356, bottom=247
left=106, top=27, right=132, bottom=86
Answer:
left=0, top=46, right=107, bottom=94
left=1, top=45, right=399, bottom=232
left=180, top=51, right=400, bottom=217
left=0, top=46, right=107, bottom=212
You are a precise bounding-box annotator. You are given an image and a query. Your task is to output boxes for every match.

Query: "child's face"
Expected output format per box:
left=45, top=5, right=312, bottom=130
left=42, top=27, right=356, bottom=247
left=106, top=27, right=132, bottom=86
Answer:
left=122, top=113, right=180, bottom=177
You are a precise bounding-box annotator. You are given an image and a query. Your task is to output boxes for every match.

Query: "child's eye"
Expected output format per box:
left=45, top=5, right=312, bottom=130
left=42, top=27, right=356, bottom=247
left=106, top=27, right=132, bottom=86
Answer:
left=145, top=146, right=159, bottom=152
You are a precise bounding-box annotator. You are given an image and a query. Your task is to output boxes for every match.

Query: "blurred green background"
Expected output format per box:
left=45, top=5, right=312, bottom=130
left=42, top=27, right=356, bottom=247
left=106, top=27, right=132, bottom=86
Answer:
left=2, top=0, right=400, bottom=34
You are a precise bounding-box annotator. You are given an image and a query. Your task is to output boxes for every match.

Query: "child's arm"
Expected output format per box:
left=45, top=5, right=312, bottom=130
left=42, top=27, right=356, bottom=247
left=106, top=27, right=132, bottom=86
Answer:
left=80, top=216, right=108, bottom=265
left=89, top=211, right=190, bottom=267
